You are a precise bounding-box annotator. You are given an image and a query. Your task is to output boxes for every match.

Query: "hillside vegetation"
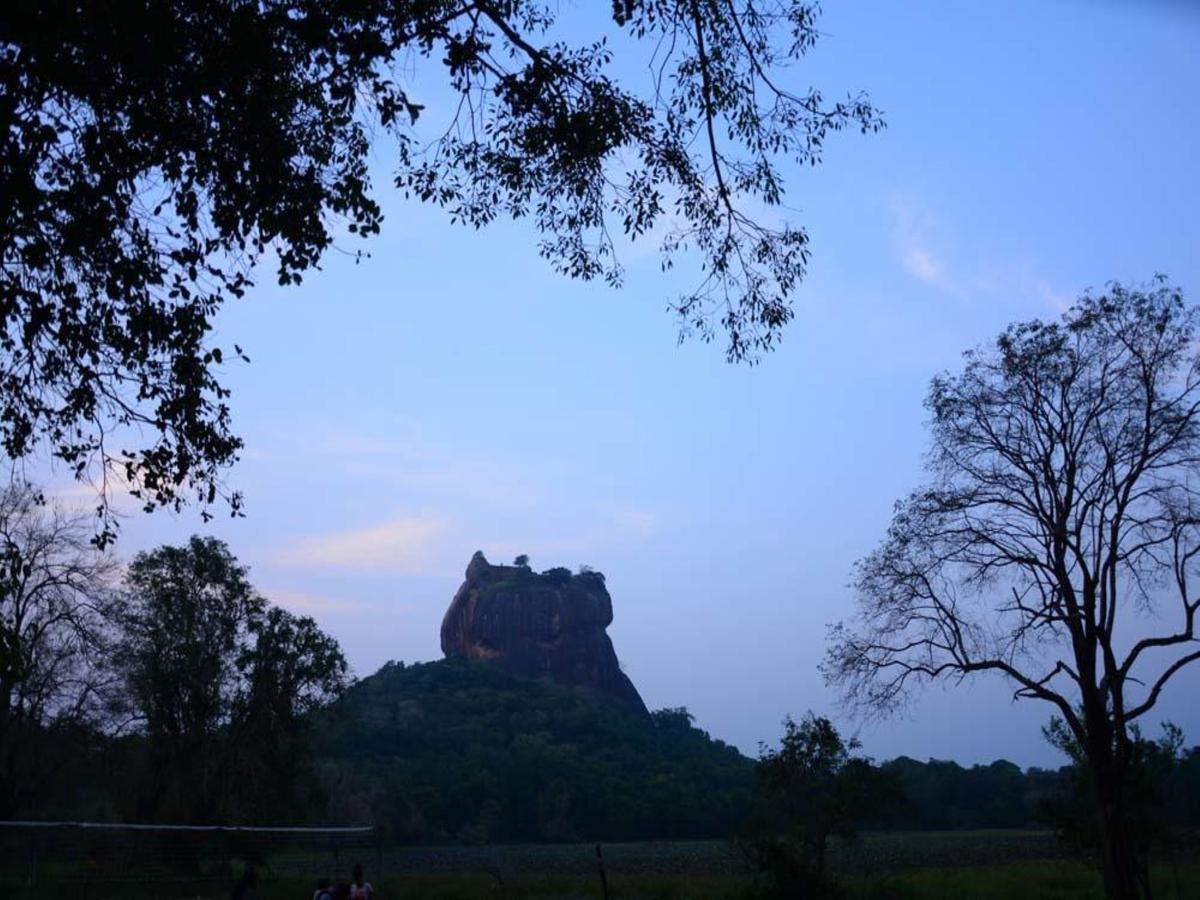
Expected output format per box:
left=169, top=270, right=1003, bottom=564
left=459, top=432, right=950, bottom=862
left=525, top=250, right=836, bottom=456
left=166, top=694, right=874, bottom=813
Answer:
left=316, top=658, right=753, bottom=843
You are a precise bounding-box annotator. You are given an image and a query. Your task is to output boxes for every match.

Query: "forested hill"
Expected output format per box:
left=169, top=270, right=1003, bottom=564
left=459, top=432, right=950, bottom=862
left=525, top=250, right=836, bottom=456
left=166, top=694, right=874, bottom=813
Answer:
left=315, top=658, right=753, bottom=843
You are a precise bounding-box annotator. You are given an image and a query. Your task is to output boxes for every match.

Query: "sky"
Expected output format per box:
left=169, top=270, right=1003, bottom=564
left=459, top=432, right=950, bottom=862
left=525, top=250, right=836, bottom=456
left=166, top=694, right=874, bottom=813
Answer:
left=52, top=0, right=1200, bottom=767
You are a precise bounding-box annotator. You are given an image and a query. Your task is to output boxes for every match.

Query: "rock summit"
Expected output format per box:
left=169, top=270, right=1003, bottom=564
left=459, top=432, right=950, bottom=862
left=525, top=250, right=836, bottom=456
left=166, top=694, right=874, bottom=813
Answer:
left=440, top=551, right=648, bottom=715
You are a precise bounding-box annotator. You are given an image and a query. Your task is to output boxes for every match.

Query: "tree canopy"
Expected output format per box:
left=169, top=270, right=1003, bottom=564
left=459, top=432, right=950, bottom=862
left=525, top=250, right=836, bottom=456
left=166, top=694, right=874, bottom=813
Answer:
left=0, top=1, right=882, bottom=536
left=114, top=536, right=347, bottom=822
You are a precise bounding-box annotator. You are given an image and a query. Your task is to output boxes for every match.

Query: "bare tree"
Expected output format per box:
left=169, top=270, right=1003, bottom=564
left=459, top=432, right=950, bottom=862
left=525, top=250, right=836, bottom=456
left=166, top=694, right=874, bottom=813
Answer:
left=0, top=482, right=119, bottom=815
left=825, top=281, right=1200, bottom=900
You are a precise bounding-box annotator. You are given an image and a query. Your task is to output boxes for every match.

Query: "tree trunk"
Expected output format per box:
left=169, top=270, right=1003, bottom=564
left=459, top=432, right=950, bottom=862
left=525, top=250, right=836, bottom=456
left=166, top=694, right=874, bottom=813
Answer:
left=1092, top=765, right=1145, bottom=900
left=0, top=676, right=16, bottom=817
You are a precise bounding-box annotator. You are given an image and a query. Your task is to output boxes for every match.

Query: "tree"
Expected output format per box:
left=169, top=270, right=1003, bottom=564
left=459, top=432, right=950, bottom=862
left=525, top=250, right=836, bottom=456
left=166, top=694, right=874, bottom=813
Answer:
left=0, top=1, right=883, bottom=536
left=233, top=605, right=348, bottom=821
left=513, top=554, right=530, bottom=568
left=825, top=281, right=1200, bottom=899
left=117, top=536, right=265, bottom=821
left=0, top=481, right=118, bottom=815
left=740, top=713, right=896, bottom=896
left=115, top=535, right=347, bottom=822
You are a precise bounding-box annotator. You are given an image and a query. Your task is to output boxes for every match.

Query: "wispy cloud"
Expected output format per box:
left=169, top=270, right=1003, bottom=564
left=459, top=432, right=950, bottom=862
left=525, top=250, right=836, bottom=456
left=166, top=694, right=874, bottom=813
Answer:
left=888, top=193, right=1075, bottom=316
left=484, top=505, right=663, bottom=562
left=273, top=515, right=451, bottom=574
left=370, top=461, right=534, bottom=506
left=891, top=195, right=955, bottom=291
left=1035, top=279, right=1075, bottom=313
left=44, top=465, right=140, bottom=515
left=902, top=246, right=948, bottom=286
left=310, top=429, right=533, bottom=507
left=266, top=588, right=375, bottom=615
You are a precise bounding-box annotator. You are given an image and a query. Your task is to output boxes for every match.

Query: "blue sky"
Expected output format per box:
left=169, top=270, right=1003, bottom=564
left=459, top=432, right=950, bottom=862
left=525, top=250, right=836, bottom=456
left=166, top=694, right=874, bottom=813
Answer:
left=66, top=0, right=1200, bottom=766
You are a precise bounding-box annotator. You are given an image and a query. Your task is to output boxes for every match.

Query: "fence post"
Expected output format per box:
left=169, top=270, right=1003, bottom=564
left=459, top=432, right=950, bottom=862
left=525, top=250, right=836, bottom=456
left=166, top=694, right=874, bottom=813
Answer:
left=375, top=829, right=383, bottom=887
left=595, top=843, right=609, bottom=900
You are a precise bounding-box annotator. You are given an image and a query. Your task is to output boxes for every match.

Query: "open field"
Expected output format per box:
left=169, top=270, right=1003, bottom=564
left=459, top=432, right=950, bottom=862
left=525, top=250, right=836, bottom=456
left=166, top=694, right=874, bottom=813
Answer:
left=376, top=831, right=1062, bottom=878
left=3, top=831, right=1198, bottom=899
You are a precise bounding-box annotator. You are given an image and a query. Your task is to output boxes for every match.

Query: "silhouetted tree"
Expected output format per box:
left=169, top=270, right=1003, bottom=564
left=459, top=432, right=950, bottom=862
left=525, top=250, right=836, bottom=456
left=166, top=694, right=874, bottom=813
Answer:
left=0, top=1, right=883, bottom=538
left=740, top=713, right=897, bottom=897
left=542, top=566, right=573, bottom=584
left=232, top=605, right=348, bottom=822
left=114, top=536, right=347, bottom=822
left=513, top=554, right=530, bottom=568
left=826, top=281, right=1200, bottom=900
left=116, top=537, right=265, bottom=821
left=0, top=482, right=118, bottom=815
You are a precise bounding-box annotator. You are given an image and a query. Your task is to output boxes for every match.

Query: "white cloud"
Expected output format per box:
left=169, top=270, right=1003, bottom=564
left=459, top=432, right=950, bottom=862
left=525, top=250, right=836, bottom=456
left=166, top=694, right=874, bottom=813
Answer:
left=273, top=515, right=451, bottom=574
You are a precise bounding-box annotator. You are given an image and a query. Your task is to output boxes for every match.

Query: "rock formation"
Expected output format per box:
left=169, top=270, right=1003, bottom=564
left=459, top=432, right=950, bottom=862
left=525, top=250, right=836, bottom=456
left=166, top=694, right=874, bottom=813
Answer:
left=440, top=551, right=648, bottom=716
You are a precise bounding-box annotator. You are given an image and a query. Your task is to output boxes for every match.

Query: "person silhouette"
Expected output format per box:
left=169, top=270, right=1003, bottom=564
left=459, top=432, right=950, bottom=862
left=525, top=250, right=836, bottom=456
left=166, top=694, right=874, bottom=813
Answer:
left=348, top=862, right=375, bottom=899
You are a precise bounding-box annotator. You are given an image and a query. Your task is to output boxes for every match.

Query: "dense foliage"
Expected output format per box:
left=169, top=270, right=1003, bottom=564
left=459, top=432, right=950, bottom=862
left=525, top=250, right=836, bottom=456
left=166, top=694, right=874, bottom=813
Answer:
left=0, top=1, right=883, bottom=540
left=880, top=757, right=1056, bottom=831
left=316, top=658, right=753, bottom=843
left=112, top=537, right=349, bottom=823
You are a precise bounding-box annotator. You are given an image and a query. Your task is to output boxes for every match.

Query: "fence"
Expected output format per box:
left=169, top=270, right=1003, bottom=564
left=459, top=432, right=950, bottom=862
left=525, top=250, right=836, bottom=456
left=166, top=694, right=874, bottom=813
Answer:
left=0, top=820, right=378, bottom=891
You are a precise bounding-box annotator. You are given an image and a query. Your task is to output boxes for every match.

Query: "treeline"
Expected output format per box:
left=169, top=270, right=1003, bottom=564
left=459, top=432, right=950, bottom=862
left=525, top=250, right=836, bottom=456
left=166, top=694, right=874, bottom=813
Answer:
left=0, top=485, right=347, bottom=825
left=881, top=757, right=1056, bottom=830
left=879, top=755, right=1200, bottom=832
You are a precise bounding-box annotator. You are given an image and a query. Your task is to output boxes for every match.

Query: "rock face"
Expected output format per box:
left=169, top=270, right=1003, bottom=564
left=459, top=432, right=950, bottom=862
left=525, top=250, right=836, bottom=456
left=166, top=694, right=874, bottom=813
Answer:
left=440, top=551, right=648, bottom=716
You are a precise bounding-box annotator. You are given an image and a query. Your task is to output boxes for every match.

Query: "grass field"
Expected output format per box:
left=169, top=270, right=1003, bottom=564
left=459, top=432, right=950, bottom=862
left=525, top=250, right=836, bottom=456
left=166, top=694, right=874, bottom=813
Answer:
left=7, top=863, right=1200, bottom=899
left=4, top=832, right=1198, bottom=899
left=374, top=830, right=1062, bottom=876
